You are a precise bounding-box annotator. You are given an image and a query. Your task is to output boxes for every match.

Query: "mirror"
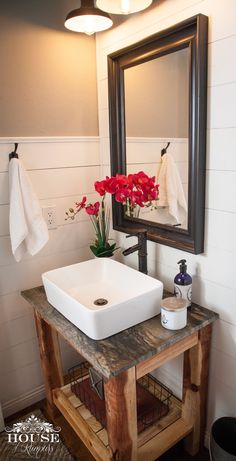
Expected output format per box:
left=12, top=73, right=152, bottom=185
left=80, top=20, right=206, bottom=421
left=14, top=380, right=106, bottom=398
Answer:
left=125, top=47, right=189, bottom=229
left=108, top=14, right=208, bottom=254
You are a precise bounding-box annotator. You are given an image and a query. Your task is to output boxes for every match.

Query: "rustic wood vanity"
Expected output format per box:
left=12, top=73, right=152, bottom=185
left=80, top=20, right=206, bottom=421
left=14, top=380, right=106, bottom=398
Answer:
left=22, top=286, right=218, bottom=461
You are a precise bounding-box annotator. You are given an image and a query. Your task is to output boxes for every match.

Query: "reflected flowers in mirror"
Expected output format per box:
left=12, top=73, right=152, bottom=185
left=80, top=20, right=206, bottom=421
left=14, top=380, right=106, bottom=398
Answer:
left=110, top=171, right=160, bottom=218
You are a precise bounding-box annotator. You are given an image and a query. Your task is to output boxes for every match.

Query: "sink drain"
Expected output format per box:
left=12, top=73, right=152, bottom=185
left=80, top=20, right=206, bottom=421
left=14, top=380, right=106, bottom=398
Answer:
left=94, top=298, right=108, bottom=306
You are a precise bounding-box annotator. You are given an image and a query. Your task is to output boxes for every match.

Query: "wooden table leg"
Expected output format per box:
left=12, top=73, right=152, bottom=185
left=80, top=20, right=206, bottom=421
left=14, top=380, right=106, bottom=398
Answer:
left=104, top=367, right=137, bottom=461
left=34, top=311, right=64, bottom=418
left=182, top=324, right=212, bottom=456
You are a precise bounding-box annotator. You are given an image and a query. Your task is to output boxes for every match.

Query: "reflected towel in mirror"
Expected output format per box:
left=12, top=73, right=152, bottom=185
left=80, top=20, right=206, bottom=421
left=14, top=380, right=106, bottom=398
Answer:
left=157, top=153, right=187, bottom=225
left=9, top=158, right=49, bottom=262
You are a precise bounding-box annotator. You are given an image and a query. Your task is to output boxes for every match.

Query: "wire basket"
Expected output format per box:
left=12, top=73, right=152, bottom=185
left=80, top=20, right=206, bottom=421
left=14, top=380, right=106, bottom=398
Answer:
left=137, top=373, right=172, bottom=431
left=69, top=361, right=106, bottom=426
left=68, top=361, right=172, bottom=433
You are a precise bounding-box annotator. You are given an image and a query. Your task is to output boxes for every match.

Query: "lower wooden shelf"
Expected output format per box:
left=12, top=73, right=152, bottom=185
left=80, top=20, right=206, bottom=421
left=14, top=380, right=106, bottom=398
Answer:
left=53, top=384, right=112, bottom=461
left=53, top=375, right=193, bottom=461
left=137, top=418, right=193, bottom=461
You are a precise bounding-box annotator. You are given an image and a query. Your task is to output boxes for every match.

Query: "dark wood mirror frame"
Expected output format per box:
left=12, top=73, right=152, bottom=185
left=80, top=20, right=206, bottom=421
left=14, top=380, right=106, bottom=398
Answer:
left=108, top=14, right=208, bottom=254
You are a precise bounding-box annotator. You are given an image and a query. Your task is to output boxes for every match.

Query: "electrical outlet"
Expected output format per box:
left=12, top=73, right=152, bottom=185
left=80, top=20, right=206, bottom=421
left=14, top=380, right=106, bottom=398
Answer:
left=42, top=206, right=57, bottom=229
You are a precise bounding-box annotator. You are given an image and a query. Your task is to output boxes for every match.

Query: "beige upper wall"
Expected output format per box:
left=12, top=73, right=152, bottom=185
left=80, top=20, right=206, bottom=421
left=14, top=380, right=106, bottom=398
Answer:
left=125, top=48, right=189, bottom=138
left=0, top=0, right=98, bottom=136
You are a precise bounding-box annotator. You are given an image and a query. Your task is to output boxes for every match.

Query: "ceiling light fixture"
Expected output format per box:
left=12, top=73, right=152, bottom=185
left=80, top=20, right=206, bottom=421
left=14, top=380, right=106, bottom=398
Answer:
left=96, top=0, right=153, bottom=15
left=64, top=0, right=113, bottom=35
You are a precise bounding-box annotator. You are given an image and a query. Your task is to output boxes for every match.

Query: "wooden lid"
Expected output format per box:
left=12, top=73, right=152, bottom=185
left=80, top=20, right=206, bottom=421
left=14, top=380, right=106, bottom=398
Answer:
left=160, top=297, right=188, bottom=312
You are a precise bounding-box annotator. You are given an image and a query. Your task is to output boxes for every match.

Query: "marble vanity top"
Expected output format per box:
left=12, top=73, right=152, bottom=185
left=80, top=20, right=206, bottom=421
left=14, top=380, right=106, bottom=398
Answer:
left=22, top=286, right=218, bottom=379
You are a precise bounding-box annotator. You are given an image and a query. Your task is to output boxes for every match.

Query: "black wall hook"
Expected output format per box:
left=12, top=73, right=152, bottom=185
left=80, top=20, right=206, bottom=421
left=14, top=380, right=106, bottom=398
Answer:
left=9, top=143, right=19, bottom=161
left=161, top=142, right=170, bottom=157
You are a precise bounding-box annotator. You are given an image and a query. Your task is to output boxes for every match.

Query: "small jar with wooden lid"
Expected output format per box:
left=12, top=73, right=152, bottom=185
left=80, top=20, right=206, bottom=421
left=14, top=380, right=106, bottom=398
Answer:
left=160, top=297, right=188, bottom=330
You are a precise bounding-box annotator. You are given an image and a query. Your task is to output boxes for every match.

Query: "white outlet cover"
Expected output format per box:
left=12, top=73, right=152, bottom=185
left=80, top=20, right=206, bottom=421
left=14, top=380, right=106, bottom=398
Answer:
left=42, top=206, right=57, bottom=229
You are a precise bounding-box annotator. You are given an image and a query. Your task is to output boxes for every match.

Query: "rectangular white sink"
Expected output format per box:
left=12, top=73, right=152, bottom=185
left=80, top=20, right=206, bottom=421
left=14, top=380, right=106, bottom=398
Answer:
left=42, top=258, right=163, bottom=340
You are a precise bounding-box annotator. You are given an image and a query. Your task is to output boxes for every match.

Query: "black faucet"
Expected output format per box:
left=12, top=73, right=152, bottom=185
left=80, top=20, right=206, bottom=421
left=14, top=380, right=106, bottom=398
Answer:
left=122, top=229, right=148, bottom=274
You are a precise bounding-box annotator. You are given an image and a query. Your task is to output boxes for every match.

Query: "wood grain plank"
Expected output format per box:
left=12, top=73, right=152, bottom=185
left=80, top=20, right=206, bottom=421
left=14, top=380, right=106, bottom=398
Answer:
left=137, top=418, right=193, bottom=461
left=87, top=416, right=103, bottom=434
left=34, top=311, right=64, bottom=418
left=69, top=393, right=83, bottom=408
left=79, top=405, right=94, bottom=421
left=104, top=367, right=137, bottom=461
left=182, top=324, right=212, bottom=455
left=53, top=388, right=111, bottom=461
left=62, top=383, right=73, bottom=397
left=136, top=332, right=198, bottom=379
left=138, top=404, right=181, bottom=448
left=97, top=428, right=109, bottom=447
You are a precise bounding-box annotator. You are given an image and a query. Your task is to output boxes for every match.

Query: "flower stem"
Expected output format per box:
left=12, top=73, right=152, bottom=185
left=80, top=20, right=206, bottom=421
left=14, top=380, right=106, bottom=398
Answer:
left=101, top=196, right=106, bottom=245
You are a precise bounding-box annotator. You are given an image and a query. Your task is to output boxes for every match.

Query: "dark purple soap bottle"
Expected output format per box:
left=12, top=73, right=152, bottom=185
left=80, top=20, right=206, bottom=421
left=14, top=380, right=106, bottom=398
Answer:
left=174, top=259, right=192, bottom=308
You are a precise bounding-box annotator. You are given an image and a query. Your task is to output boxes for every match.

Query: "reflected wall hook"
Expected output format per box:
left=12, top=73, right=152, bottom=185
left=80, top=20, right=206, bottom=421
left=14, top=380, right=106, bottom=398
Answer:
left=9, top=143, right=19, bottom=161
left=161, top=142, right=170, bottom=157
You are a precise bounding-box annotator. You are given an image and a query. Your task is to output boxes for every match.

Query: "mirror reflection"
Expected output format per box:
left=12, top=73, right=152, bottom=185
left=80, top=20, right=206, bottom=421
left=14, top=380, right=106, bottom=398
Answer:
left=125, top=47, right=189, bottom=229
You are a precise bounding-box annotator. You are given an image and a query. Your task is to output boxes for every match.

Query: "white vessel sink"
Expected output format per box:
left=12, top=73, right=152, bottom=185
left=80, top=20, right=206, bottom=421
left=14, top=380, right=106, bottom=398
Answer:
left=42, top=258, right=163, bottom=340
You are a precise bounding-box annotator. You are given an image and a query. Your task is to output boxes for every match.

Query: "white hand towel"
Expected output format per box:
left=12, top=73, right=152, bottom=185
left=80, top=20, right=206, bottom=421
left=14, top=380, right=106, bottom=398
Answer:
left=9, top=158, right=49, bottom=262
left=157, top=153, right=187, bottom=224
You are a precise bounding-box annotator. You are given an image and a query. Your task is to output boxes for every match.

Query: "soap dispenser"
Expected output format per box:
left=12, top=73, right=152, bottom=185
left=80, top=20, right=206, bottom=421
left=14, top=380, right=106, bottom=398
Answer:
left=174, top=259, right=192, bottom=308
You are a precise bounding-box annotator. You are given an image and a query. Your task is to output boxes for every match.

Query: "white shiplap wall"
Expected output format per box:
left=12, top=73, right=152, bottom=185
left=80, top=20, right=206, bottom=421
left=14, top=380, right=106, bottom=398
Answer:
left=96, top=0, right=236, bottom=436
left=0, top=137, right=99, bottom=416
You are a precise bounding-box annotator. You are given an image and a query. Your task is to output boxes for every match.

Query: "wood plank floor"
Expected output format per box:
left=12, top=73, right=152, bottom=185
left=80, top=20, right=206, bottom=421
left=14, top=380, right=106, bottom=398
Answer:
left=5, top=400, right=210, bottom=461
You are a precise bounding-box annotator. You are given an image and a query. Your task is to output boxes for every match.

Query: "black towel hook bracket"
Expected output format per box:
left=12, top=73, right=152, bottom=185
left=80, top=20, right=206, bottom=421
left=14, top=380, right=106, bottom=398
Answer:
left=161, top=142, right=170, bottom=157
left=9, top=143, right=19, bottom=161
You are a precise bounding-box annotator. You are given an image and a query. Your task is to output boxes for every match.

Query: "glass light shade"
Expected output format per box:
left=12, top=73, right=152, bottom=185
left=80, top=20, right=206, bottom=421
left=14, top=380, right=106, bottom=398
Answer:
left=64, top=5, right=113, bottom=35
left=96, top=0, right=153, bottom=14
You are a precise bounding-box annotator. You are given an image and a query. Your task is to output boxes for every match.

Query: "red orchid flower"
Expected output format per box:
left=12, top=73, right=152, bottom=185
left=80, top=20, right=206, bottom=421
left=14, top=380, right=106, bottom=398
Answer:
left=130, top=190, right=145, bottom=207
left=115, top=174, right=128, bottom=187
left=104, top=176, right=118, bottom=194
left=66, top=170, right=159, bottom=258
left=85, top=202, right=100, bottom=216
left=75, top=196, right=87, bottom=210
left=94, top=180, right=107, bottom=196
left=115, top=187, right=131, bottom=203
left=132, top=171, right=150, bottom=187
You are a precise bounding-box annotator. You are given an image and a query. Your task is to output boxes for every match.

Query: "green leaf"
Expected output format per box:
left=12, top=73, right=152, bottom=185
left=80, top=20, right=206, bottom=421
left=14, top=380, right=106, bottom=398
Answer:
left=90, top=245, right=99, bottom=256
left=108, top=242, right=116, bottom=251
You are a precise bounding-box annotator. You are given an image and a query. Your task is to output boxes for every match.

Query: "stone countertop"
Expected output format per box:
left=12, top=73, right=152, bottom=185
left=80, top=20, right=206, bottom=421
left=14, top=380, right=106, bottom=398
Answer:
left=21, top=286, right=218, bottom=380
